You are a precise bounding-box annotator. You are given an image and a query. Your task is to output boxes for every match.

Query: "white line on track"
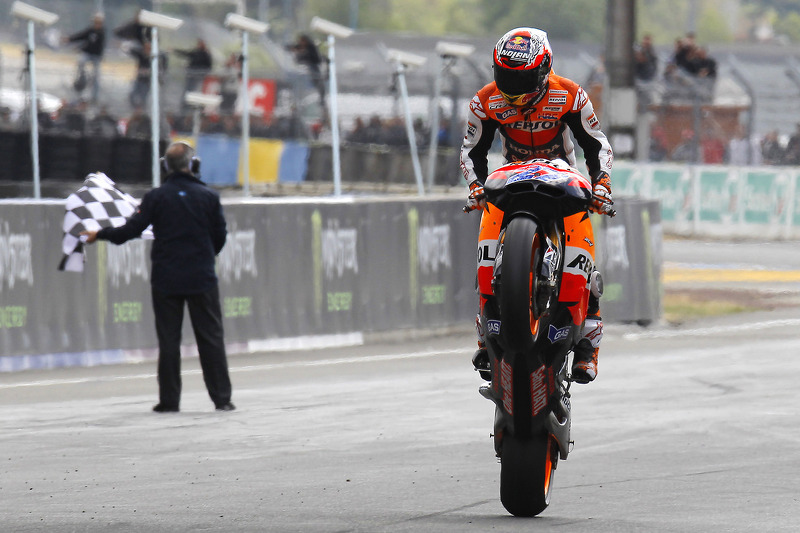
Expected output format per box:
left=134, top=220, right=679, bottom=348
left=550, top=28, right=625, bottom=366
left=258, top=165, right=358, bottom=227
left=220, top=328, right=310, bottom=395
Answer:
left=622, top=318, right=800, bottom=340
left=0, top=347, right=470, bottom=390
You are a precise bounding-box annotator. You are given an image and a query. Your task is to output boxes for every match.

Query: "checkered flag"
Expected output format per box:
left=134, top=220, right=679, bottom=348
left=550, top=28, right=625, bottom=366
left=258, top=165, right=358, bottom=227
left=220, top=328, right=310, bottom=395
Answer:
left=58, top=172, right=153, bottom=272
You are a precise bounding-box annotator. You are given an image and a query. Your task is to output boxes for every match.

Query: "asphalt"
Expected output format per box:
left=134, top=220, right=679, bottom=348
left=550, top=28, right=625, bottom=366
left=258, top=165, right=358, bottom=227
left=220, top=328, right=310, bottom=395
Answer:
left=2, top=238, right=800, bottom=531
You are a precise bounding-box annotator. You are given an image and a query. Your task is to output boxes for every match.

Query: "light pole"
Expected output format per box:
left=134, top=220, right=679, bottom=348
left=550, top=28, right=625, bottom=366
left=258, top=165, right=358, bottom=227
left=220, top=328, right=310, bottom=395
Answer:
left=426, top=41, right=474, bottom=191
left=184, top=91, right=222, bottom=140
left=10, top=1, right=58, bottom=199
left=310, top=17, right=353, bottom=196
left=224, top=13, right=269, bottom=197
left=386, top=48, right=427, bottom=196
left=137, top=9, right=184, bottom=188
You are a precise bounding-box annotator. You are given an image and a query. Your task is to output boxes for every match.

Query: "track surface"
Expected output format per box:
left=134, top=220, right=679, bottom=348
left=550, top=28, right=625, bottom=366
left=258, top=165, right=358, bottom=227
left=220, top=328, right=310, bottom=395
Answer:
left=2, top=239, right=800, bottom=531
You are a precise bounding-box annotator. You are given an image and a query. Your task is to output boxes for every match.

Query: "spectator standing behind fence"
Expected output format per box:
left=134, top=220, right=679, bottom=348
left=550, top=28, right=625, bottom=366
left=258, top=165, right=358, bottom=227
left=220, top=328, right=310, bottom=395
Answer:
left=63, top=12, right=105, bottom=104
left=287, top=34, right=325, bottom=105
left=728, top=125, right=762, bottom=166
left=174, top=39, right=213, bottom=111
left=760, top=130, right=784, bottom=165
left=220, top=53, right=241, bottom=116
left=81, top=141, right=235, bottom=414
left=783, top=123, right=800, bottom=165
left=634, top=34, right=658, bottom=82
left=127, top=40, right=167, bottom=109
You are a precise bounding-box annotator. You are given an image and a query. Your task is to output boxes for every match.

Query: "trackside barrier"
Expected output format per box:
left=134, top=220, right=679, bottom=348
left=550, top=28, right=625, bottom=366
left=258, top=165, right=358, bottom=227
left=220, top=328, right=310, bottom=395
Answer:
left=613, top=161, right=800, bottom=239
left=0, top=197, right=659, bottom=371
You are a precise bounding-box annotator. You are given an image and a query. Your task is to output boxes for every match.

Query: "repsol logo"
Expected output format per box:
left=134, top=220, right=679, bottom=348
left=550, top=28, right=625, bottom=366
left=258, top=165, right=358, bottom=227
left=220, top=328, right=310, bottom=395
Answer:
left=508, top=120, right=559, bottom=132
left=477, top=242, right=496, bottom=265
left=567, top=253, right=594, bottom=276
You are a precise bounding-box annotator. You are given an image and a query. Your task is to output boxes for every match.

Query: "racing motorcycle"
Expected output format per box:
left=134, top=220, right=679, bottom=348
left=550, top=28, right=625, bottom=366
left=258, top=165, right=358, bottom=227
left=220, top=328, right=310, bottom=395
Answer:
left=464, top=158, right=614, bottom=517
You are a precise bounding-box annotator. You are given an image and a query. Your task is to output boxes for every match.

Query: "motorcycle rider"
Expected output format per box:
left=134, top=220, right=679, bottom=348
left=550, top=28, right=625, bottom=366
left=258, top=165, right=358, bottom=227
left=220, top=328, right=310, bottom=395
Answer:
left=461, top=27, right=614, bottom=383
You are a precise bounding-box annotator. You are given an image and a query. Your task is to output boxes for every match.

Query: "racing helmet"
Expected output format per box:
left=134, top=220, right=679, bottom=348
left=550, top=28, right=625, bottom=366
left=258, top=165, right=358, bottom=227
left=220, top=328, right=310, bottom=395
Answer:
left=493, top=27, right=553, bottom=107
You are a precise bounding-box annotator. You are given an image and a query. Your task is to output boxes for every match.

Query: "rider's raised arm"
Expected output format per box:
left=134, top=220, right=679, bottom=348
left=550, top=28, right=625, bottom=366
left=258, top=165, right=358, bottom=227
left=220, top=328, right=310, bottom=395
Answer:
left=560, top=82, right=613, bottom=179
left=460, top=90, right=500, bottom=186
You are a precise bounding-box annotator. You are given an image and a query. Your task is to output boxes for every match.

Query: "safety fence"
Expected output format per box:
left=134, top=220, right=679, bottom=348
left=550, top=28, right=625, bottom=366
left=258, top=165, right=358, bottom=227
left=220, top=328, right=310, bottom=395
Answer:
left=0, top=196, right=658, bottom=372
left=0, top=129, right=465, bottom=191
left=613, top=161, right=800, bottom=239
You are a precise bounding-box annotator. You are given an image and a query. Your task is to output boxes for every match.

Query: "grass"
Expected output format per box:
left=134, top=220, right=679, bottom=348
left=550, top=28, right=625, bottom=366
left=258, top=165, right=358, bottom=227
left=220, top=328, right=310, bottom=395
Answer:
left=662, top=291, right=756, bottom=325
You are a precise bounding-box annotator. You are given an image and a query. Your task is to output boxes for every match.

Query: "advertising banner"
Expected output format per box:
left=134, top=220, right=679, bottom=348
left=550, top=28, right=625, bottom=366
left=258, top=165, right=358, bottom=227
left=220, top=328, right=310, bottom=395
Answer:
left=0, top=196, right=657, bottom=371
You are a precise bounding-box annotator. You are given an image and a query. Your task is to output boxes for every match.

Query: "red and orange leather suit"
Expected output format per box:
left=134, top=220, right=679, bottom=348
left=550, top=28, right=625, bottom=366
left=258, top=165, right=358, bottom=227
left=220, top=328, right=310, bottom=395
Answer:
left=460, top=73, right=613, bottom=328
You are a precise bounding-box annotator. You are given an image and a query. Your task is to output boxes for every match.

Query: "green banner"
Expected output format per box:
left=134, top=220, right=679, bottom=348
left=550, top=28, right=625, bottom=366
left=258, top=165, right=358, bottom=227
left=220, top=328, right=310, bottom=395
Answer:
left=650, top=168, right=690, bottom=223
left=697, top=169, right=735, bottom=223
left=740, top=170, right=783, bottom=225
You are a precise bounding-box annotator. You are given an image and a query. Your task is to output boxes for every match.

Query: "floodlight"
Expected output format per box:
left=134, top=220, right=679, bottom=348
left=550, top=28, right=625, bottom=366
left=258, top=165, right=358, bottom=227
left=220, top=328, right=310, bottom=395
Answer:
left=224, top=13, right=268, bottom=34
left=386, top=49, right=427, bottom=68
left=184, top=92, right=222, bottom=107
left=310, top=16, right=353, bottom=39
left=435, top=41, right=475, bottom=58
left=138, top=9, right=183, bottom=30
left=11, top=1, right=58, bottom=26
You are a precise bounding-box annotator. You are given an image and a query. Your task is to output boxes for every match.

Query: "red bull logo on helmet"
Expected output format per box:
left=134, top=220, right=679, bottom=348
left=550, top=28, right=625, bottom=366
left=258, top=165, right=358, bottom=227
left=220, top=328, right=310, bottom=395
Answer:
left=499, top=34, right=544, bottom=65
left=504, top=35, right=530, bottom=52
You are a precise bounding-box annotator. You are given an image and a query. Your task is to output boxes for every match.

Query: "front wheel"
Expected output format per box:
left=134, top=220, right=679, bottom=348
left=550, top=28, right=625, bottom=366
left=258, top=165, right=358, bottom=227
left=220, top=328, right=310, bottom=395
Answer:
left=500, top=432, right=557, bottom=517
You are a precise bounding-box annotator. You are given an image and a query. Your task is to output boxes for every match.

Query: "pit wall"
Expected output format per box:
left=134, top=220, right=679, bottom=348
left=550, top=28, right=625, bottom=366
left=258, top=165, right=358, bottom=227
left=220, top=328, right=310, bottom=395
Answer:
left=0, top=197, right=659, bottom=372
left=613, top=161, right=800, bottom=239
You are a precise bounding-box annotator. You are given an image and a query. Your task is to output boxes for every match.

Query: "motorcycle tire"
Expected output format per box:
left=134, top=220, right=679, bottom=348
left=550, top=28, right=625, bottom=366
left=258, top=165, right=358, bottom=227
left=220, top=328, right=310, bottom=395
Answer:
left=498, top=216, right=542, bottom=353
left=500, top=432, right=556, bottom=517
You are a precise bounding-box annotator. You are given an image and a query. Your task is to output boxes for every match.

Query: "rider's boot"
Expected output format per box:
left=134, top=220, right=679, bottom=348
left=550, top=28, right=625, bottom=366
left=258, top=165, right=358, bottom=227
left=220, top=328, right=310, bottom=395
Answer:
left=472, top=314, right=491, bottom=381
left=572, top=290, right=603, bottom=384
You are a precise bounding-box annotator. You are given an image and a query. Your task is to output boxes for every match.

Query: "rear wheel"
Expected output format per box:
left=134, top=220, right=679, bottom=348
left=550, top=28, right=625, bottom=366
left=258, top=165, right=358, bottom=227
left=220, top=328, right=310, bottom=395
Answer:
left=500, top=432, right=557, bottom=517
left=497, top=217, right=542, bottom=353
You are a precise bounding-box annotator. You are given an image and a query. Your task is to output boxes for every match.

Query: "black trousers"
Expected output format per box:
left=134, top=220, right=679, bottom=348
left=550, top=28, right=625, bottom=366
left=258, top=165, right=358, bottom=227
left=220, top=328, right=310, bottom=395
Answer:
left=151, top=285, right=232, bottom=408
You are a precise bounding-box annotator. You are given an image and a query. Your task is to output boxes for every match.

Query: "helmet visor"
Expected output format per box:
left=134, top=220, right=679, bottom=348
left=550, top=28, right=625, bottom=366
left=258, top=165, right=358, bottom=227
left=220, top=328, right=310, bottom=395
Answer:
left=493, top=63, right=549, bottom=100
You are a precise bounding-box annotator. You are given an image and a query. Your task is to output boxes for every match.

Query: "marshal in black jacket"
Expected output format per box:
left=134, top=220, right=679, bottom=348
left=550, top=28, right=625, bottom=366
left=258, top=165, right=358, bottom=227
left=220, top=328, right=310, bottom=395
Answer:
left=97, top=171, right=227, bottom=295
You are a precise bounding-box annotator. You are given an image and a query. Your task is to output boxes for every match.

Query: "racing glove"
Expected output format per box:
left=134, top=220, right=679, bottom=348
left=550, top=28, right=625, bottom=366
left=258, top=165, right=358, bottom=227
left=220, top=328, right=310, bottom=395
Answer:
left=465, top=181, right=487, bottom=212
left=589, top=171, right=614, bottom=215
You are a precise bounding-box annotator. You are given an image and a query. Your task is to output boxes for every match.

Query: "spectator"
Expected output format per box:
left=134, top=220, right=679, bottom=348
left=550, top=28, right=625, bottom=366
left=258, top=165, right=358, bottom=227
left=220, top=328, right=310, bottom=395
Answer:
left=127, top=40, right=167, bottom=109
left=701, top=130, right=726, bottom=164
left=365, top=115, right=383, bottom=141
left=634, top=34, right=658, bottom=82
left=0, top=106, right=15, bottom=130
left=347, top=117, right=369, bottom=144
left=57, top=100, right=88, bottom=134
left=86, top=105, right=119, bottom=137
left=728, top=125, right=762, bottom=166
left=649, top=124, right=669, bottom=161
left=125, top=107, right=151, bottom=138
left=63, top=12, right=105, bottom=104
left=672, top=33, right=696, bottom=72
left=382, top=117, right=407, bottom=146
left=761, top=130, right=784, bottom=165
left=174, top=39, right=213, bottom=110
left=783, top=123, right=800, bottom=165
left=670, top=129, right=698, bottom=162
left=287, top=34, right=325, bottom=104
left=220, top=53, right=241, bottom=116
left=688, top=47, right=717, bottom=79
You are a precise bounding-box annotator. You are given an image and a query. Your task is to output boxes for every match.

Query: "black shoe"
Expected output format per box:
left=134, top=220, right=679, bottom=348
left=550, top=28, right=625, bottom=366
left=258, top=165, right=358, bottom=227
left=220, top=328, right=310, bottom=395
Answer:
left=152, top=403, right=179, bottom=413
left=215, top=402, right=236, bottom=412
left=472, top=348, right=491, bottom=381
